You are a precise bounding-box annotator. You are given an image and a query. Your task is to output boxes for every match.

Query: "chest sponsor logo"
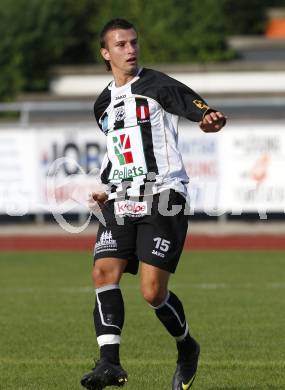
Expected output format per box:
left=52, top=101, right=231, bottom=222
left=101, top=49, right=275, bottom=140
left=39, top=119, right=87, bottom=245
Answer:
left=107, top=126, right=147, bottom=182
left=136, top=105, right=150, bottom=123
left=95, top=231, right=117, bottom=254
left=113, top=134, right=133, bottom=165
left=115, top=106, right=125, bottom=122
left=114, top=200, right=147, bottom=217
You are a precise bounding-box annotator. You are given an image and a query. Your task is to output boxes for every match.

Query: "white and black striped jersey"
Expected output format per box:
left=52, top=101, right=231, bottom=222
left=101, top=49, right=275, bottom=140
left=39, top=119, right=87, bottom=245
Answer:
left=94, top=67, right=212, bottom=200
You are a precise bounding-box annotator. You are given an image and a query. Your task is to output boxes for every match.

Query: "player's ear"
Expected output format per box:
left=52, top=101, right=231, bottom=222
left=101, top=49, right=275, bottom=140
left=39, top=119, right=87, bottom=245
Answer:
left=101, top=48, right=110, bottom=61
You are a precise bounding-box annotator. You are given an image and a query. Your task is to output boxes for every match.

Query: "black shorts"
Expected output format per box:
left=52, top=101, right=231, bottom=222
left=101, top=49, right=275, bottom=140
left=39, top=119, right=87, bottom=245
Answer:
left=93, top=189, right=188, bottom=274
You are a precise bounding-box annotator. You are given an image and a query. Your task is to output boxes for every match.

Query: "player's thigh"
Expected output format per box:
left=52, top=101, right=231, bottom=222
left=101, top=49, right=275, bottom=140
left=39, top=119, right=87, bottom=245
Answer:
left=137, top=190, right=188, bottom=274
left=93, top=200, right=138, bottom=277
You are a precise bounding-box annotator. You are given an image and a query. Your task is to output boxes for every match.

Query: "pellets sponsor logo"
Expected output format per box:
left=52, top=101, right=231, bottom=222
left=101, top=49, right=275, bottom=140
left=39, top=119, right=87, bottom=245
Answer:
left=108, top=125, right=147, bottom=182
left=114, top=200, right=147, bottom=217
left=193, top=100, right=209, bottom=110
left=110, top=133, right=145, bottom=180
left=112, top=133, right=133, bottom=165
left=111, top=166, right=145, bottom=180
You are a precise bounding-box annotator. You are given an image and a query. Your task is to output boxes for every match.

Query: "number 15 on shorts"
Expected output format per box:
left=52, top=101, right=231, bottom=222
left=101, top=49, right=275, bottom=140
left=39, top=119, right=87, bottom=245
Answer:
left=153, top=237, right=171, bottom=253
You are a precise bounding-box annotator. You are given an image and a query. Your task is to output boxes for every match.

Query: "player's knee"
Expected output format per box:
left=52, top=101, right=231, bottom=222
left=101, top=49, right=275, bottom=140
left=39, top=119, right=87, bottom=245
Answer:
left=92, top=258, right=126, bottom=288
left=141, top=284, right=167, bottom=306
left=92, top=266, right=116, bottom=288
left=92, top=266, right=104, bottom=286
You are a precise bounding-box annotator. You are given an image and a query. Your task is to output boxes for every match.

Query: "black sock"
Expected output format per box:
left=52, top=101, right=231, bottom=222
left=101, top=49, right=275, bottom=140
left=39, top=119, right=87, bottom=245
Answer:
left=153, top=291, right=188, bottom=338
left=93, top=284, right=124, bottom=364
left=153, top=290, right=197, bottom=360
left=176, top=333, right=199, bottom=362
left=100, top=344, right=120, bottom=364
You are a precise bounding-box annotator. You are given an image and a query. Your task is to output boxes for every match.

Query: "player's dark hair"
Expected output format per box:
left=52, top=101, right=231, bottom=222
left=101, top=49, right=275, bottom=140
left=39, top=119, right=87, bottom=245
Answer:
left=100, top=18, right=137, bottom=71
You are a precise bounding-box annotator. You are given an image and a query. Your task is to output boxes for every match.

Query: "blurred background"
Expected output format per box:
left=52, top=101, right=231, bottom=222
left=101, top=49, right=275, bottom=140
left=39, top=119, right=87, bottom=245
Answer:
left=1, top=0, right=285, bottom=231
left=1, top=4, right=285, bottom=389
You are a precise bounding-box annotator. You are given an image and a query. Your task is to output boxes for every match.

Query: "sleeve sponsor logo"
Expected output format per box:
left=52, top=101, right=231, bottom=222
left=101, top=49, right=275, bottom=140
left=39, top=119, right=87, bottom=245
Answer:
left=193, top=100, right=209, bottom=110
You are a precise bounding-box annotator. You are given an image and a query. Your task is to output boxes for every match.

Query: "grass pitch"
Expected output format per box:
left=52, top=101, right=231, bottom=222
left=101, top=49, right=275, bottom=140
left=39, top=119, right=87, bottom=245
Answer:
left=0, top=250, right=284, bottom=390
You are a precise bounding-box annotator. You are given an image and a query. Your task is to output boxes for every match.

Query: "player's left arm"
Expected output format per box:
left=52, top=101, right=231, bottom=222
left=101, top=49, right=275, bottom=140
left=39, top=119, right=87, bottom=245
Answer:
left=157, top=73, right=226, bottom=131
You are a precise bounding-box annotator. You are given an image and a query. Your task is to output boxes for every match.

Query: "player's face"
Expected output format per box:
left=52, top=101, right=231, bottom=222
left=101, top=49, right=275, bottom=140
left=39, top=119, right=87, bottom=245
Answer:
left=101, top=28, right=139, bottom=75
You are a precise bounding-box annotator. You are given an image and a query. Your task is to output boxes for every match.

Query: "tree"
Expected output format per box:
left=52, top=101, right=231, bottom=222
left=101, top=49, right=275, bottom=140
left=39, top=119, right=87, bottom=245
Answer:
left=1, top=0, right=285, bottom=101
left=0, top=0, right=98, bottom=100
left=89, top=0, right=233, bottom=64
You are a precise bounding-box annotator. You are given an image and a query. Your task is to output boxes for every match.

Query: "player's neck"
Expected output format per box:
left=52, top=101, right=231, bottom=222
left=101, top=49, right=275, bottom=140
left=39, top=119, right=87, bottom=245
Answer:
left=112, top=68, right=139, bottom=87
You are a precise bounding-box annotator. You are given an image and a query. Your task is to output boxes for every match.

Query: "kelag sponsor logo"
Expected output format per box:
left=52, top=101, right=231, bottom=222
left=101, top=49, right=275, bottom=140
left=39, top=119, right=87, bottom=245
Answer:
left=114, top=200, right=147, bottom=217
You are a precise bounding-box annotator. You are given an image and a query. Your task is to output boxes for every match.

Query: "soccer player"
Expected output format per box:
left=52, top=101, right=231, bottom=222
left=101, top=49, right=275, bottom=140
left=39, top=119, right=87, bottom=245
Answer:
left=81, top=18, right=226, bottom=390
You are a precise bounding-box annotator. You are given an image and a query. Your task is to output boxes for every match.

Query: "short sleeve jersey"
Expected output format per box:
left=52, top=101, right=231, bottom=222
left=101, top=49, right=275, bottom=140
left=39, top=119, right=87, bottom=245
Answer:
left=94, top=67, right=210, bottom=199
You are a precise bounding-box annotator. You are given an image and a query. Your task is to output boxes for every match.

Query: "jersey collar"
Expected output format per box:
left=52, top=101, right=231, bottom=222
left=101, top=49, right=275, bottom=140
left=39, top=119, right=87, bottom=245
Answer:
left=109, top=67, right=143, bottom=91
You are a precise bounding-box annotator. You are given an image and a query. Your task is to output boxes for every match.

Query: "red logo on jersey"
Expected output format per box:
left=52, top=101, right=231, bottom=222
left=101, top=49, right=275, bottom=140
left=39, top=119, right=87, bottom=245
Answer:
left=136, top=105, right=150, bottom=121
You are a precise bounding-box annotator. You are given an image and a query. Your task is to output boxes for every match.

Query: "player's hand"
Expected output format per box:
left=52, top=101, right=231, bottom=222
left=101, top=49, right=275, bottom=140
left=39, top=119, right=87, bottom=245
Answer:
left=89, top=191, right=108, bottom=205
left=88, top=191, right=108, bottom=211
left=199, top=111, right=227, bottom=133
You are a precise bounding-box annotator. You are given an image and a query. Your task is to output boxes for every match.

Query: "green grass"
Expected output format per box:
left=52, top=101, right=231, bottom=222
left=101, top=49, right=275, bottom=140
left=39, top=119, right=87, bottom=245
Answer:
left=0, top=251, right=284, bottom=390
